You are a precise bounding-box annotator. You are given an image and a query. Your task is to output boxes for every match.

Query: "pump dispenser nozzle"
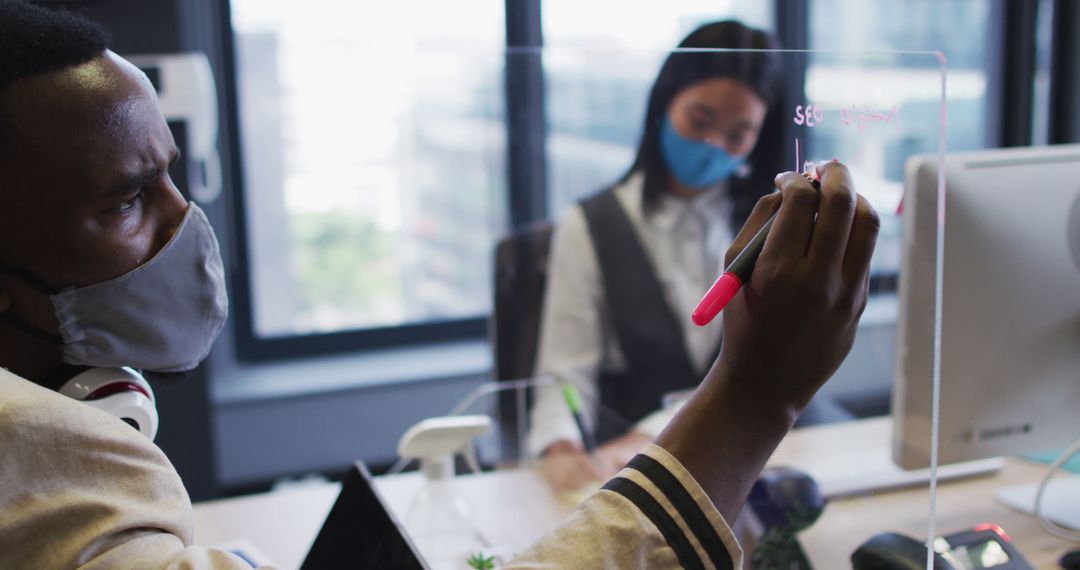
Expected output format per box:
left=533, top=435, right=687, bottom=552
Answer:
left=397, top=415, right=492, bottom=569
left=398, top=415, right=491, bottom=480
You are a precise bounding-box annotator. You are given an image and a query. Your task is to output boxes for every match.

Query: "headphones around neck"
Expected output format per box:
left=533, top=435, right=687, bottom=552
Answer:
left=58, top=367, right=159, bottom=440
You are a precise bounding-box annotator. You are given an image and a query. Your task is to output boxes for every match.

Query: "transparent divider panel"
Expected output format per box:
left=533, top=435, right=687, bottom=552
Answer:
left=504, top=47, right=947, bottom=568
left=364, top=46, right=948, bottom=568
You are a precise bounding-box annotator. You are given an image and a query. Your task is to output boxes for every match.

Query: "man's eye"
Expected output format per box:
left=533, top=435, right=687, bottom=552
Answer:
left=116, top=190, right=144, bottom=212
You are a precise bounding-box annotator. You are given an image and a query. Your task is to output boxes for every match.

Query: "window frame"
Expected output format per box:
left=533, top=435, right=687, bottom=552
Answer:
left=221, top=0, right=1034, bottom=363
left=220, top=0, right=521, bottom=361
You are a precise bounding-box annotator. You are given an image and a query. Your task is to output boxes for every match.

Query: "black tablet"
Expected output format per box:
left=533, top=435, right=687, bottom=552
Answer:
left=301, top=462, right=428, bottom=570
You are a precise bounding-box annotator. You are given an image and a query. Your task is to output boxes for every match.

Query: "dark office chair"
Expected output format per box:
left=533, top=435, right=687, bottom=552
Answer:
left=492, top=221, right=554, bottom=382
left=490, top=221, right=554, bottom=461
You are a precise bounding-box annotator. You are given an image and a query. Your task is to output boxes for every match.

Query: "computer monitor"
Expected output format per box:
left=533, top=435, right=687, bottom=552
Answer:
left=893, top=144, right=1080, bottom=470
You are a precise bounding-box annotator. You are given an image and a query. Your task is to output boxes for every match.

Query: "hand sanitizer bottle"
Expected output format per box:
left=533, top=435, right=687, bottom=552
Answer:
left=398, top=415, right=491, bottom=570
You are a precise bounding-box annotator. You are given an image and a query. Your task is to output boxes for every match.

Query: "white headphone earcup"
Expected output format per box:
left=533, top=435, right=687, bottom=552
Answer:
left=58, top=367, right=160, bottom=440
left=80, top=390, right=160, bottom=440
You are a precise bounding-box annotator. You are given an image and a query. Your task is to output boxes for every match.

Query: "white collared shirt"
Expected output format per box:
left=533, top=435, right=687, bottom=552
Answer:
left=529, top=172, right=733, bottom=456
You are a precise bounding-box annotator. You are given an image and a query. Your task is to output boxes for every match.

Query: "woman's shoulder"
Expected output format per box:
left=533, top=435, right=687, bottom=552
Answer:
left=552, top=201, right=590, bottom=245
left=573, top=174, right=645, bottom=226
left=549, top=172, right=646, bottom=250
left=589, top=173, right=643, bottom=209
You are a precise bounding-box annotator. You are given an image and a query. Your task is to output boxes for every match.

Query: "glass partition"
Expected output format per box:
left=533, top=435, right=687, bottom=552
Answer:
left=222, top=5, right=1080, bottom=562
left=523, top=47, right=947, bottom=569
left=234, top=39, right=952, bottom=567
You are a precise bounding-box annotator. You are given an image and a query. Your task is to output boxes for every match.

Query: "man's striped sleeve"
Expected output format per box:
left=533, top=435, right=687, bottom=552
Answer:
left=506, top=444, right=742, bottom=569
left=601, top=445, right=740, bottom=569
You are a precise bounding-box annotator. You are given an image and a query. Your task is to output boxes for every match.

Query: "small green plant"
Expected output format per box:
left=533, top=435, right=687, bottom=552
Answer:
left=467, top=552, right=496, bottom=570
left=749, top=507, right=818, bottom=570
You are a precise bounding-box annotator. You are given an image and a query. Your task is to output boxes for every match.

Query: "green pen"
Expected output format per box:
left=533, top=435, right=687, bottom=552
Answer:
left=562, top=384, right=599, bottom=454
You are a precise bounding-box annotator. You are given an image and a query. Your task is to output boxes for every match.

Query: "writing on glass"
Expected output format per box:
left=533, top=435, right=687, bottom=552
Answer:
left=794, top=103, right=900, bottom=133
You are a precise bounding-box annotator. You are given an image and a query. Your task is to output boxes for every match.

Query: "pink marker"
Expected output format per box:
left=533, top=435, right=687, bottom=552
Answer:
left=691, top=272, right=746, bottom=326
left=692, top=167, right=822, bottom=326
left=691, top=215, right=775, bottom=326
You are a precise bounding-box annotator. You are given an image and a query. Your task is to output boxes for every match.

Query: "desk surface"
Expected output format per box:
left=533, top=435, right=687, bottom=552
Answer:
left=193, top=468, right=579, bottom=569
left=770, top=417, right=1075, bottom=569
left=194, top=481, right=339, bottom=568
left=194, top=417, right=1075, bottom=569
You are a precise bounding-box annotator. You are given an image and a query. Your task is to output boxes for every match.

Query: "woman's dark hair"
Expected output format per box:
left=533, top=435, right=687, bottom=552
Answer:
left=619, top=20, right=787, bottom=227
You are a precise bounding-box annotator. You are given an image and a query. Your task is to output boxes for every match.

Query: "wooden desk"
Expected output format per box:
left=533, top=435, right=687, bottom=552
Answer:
left=193, top=468, right=577, bottom=569
left=193, top=481, right=339, bottom=568
left=194, top=418, right=1075, bottom=569
left=769, top=418, right=1076, bottom=569
left=798, top=459, right=1074, bottom=568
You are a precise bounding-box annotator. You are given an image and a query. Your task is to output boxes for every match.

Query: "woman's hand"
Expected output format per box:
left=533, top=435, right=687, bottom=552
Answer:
left=595, top=431, right=653, bottom=472
left=540, top=432, right=653, bottom=491
left=539, top=439, right=606, bottom=491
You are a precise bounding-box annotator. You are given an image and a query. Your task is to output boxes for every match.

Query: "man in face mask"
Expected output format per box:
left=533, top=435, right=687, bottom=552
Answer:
left=0, top=3, right=242, bottom=567
left=0, top=22, right=227, bottom=385
left=0, top=4, right=880, bottom=569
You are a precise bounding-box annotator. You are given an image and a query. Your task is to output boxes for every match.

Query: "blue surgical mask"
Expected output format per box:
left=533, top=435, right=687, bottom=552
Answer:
left=660, top=116, right=746, bottom=188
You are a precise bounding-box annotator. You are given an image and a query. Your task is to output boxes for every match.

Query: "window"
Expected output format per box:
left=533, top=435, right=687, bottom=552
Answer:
left=1032, top=0, right=1055, bottom=144
left=230, top=1, right=505, bottom=343
left=807, top=0, right=991, bottom=286
left=809, top=0, right=990, bottom=156
left=541, top=1, right=773, bottom=215
left=224, top=0, right=1027, bottom=361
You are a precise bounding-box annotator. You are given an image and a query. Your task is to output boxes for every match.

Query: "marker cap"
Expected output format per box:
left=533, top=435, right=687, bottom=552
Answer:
left=691, top=272, right=743, bottom=326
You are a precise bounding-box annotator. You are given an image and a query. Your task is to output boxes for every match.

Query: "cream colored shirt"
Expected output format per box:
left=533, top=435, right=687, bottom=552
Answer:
left=0, top=367, right=258, bottom=569
left=1, top=368, right=743, bottom=569
left=529, top=173, right=733, bottom=456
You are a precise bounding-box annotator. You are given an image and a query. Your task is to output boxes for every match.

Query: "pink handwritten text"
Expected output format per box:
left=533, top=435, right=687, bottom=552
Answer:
left=839, top=105, right=900, bottom=133
left=792, top=103, right=902, bottom=133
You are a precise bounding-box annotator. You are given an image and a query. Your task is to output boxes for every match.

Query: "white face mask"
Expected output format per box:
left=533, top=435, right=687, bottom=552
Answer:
left=0, top=203, right=228, bottom=373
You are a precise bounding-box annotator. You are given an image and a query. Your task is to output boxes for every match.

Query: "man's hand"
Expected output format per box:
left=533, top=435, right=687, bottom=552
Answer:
left=656, top=161, right=880, bottom=522
left=719, top=161, right=879, bottom=417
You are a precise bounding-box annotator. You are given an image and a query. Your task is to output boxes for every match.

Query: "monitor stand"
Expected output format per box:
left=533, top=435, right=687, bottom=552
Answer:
left=769, top=417, right=1004, bottom=498
left=996, top=478, right=1080, bottom=531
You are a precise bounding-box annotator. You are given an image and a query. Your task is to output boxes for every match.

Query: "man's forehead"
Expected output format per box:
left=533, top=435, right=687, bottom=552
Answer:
left=0, top=51, right=172, bottom=200
left=5, top=51, right=156, bottom=136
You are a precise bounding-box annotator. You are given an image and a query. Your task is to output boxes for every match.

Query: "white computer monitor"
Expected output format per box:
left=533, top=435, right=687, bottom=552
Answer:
left=893, top=144, right=1080, bottom=470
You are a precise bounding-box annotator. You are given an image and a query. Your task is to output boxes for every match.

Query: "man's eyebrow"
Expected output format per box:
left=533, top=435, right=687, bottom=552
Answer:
left=106, top=147, right=180, bottom=197
left=107, top=169, right=157, bottom=196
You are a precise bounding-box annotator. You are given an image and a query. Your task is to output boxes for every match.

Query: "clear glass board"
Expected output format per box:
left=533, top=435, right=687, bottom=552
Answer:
left=386, top=47, right=948, bottom=568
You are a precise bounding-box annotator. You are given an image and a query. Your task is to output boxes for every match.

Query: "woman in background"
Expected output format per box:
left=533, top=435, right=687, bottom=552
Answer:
left=529, top=20, right=790, bottom=490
